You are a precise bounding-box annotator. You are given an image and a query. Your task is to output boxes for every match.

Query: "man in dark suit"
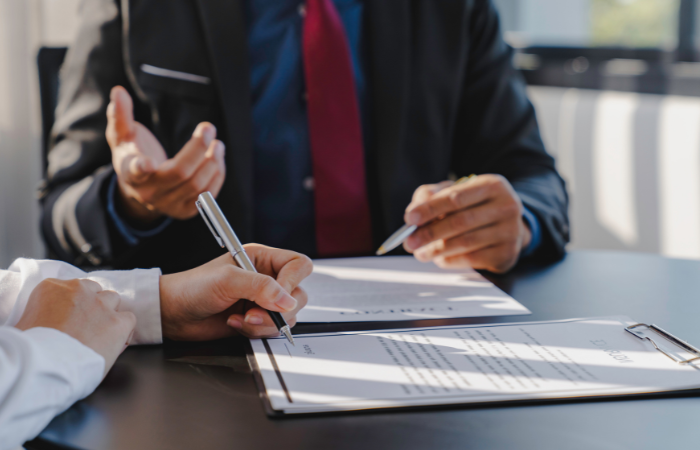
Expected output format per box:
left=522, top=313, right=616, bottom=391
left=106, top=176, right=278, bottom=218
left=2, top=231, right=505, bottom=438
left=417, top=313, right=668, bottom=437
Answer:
left=41, top=0, right=569, bottom=275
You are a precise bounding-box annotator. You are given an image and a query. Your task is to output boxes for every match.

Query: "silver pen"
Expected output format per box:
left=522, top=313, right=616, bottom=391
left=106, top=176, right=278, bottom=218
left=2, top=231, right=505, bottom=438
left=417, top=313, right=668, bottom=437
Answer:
left=376, top=175, right=476, bottom=256
left=196, top=191, right=295, bottom=345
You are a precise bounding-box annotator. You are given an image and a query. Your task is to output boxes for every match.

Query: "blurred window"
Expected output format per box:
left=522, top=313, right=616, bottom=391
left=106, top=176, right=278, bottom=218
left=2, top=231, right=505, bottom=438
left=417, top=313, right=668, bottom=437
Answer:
left=494, top=0, right=681, bottom=49
left=591, top=0, right=680, bottom=48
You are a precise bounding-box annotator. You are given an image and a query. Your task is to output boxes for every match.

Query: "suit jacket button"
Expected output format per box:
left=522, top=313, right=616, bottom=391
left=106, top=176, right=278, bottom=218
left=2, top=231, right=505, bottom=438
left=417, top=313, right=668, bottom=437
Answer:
left=303, top=176, right=315, bottom=191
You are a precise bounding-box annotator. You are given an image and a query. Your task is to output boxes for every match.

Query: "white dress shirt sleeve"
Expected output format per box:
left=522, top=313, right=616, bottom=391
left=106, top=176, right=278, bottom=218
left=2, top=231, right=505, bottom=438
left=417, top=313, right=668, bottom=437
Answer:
left=0, top=258, right=163, bottom=449
left=0, top=327, right=104, bottom=450
left=1, top=258, right=163, bottom=344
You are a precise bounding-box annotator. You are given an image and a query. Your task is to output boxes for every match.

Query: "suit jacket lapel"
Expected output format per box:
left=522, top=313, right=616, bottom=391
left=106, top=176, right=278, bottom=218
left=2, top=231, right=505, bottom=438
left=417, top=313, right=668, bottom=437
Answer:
left=194, top=0, right=254, bottom=241
left=366, top=1, right=411, bottom=237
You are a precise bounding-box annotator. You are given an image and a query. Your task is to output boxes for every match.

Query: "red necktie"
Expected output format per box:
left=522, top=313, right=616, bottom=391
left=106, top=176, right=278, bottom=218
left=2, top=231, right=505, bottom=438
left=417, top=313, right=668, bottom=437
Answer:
left=303, top=0, right=373, bottom=257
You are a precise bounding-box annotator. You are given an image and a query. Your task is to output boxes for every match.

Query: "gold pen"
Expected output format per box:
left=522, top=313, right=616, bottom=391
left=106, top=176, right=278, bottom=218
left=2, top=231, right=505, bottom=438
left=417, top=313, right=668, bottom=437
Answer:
left=376, top=174, right=476, bottom=256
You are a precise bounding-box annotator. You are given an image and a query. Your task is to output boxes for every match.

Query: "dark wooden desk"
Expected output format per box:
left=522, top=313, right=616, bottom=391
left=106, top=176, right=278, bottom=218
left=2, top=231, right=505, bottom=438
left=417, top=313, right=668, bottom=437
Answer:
left=32, top=250, right=700, bottom=450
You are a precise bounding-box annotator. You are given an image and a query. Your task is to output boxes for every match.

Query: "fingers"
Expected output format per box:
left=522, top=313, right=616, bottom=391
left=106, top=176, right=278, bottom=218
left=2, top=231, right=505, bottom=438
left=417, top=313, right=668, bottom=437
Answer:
left=412, top=220, right=518, bottom=262
left=129, top=152, right=156, bottom=175
left=405, top=175, right=500, bottom=226
left=228, top=287, right=308, bottom=338
left=157, top=139, right=225, bottom=207
left=106, top=88, right=161, bottom=188
left=227, top=313, right=298, bottom=339
left=410, top=180, right=453, bottom=206
left=115, top=149, right=155, bottom=186
left=218, top=267, right=298, bottom=313
left=242, top=286, right=307, bottom=325
left=108, top=117, right=226, bottom=221
left=107, top=86, right=136, bottom=145
left=228, top=307, right=298, bottom=331
left=140, top=124, right=224, bottom=219
left=244, top=244, right=313, bottom=294
left=403, top=175, right=527, bottom=275
left=404, top=200, right=517, bottom=252
left=99, top=310, right=137, bottom=376
left=76, top=279, right=102, bottom=294
left=202, top=141, right=227, bottom=197
left=202, top=166, right=226, bottom=199
left=435, top=243, right=519, bottom=273
left=275, top=255, right=313, bottom=294
left=158, top=122, right=217, bottom=183
left=96, top=289, right=122, bottom=311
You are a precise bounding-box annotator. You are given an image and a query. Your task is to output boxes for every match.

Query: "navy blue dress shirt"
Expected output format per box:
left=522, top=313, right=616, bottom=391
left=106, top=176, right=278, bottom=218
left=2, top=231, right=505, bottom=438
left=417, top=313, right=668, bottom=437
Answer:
left=245, top=0, right=366, bottom=257
left=108, top=0, right=542, bottom=259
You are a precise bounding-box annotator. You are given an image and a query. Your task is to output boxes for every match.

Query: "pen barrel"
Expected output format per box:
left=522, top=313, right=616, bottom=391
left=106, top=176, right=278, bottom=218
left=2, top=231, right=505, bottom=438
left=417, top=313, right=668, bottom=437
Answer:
left=234, top=252, right=257, bottom=273
left=197, top=192, right=249, bottom=262
left=269, top=311, right=288, bottom=330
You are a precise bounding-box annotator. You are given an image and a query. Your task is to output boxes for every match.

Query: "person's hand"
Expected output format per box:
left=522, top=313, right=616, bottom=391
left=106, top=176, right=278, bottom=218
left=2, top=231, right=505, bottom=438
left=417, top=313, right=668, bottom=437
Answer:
left=403, top=174, right=532, bottom=273
left=159, top=245, right=313, bottom=341
left=106, top=86, right=226, bottom=224
left=15, top=279, right=136, bottom=377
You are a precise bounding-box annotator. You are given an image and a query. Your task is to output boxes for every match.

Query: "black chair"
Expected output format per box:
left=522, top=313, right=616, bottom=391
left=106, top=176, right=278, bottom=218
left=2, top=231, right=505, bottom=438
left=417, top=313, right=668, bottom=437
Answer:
left=37, top=47, right=68, bottom=173
left=36, top=47, right=68, bottom=261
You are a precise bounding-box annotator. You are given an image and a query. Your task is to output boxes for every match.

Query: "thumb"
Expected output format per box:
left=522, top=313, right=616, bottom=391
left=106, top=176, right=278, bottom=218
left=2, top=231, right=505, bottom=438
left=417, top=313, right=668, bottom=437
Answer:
left=243, top=244, right=313, bottom=294
left=107, top=86, right=136, bottom=144
left=274, top=256, right=313, bottom=295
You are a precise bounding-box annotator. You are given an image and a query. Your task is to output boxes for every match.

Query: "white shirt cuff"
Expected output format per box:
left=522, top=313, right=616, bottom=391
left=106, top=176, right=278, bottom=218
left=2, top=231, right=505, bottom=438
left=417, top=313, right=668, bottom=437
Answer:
left=87, top=268, right=163, bottom=345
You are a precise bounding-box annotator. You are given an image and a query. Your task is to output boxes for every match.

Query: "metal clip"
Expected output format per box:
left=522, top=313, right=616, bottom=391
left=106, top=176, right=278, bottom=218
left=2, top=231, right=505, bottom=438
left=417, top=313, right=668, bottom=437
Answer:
left=625, top=323, right=700, bottom=365
left=196, top=200, right=224, bottom=248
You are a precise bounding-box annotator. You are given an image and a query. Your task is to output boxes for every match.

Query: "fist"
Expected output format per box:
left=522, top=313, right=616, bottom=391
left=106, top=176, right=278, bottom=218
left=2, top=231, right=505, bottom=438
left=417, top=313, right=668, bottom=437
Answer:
left=15, top=279, right=136, bottom=377
left=106, top=86, right=226, bottom=223
left=403, top=174, right=532, bottom=273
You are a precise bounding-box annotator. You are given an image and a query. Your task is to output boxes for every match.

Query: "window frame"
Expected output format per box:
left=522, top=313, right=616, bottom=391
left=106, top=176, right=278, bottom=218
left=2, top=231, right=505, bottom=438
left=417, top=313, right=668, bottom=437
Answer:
left=516, top=0, right=700, bottom=96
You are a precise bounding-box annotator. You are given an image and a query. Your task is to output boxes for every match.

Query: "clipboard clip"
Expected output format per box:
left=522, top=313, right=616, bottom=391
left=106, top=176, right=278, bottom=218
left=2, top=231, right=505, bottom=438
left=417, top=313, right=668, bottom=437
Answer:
left=625, top=323, right=700, bottom=365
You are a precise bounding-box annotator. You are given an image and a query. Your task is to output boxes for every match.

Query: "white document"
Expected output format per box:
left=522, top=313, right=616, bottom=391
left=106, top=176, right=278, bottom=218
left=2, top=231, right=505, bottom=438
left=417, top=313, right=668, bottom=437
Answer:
left=251, top=317, right=700, bottom=414
left=297, top=256, right=530, bottom=322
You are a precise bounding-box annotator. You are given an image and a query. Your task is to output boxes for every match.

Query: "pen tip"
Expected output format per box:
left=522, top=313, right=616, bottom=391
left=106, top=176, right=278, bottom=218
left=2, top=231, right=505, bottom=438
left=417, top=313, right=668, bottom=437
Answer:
left=281, top=326, right=295, bottom=346
left=376, top=246, right=386, bottom=256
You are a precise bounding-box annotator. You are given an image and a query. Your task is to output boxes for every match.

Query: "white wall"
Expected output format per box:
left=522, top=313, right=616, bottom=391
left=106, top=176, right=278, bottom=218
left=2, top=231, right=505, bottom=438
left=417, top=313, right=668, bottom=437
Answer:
left=39, top=0, right=81, bottom=45
left=0, top=0, right=80, bottom=268
left=530, top=86, right=700, bottom=260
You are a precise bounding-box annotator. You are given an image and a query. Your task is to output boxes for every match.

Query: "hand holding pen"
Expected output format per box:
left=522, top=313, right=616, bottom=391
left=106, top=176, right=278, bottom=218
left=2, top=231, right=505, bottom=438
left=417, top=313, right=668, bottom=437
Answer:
left=197, top=192, right=310, bottom=344
left=159, top=248, right=310, bottom=341
left=377, top=176, right=476, bottom=255
left=378, top=173, right=534, bottom=274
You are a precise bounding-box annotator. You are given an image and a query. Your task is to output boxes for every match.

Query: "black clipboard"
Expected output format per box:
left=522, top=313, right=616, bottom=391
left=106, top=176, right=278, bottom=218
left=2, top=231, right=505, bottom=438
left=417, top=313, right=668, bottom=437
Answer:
left=246, top=321, right=700, bottom=417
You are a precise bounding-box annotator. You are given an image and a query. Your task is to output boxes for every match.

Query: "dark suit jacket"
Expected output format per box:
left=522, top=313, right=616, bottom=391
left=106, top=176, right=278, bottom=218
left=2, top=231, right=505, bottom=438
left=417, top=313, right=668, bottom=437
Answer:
left=41, top=0, right=569, bottom=274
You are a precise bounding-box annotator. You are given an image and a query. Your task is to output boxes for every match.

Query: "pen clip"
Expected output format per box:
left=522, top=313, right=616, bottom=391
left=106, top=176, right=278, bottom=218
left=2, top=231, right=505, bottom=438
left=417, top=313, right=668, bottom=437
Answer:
left=196, top=200, right=225, bottom=248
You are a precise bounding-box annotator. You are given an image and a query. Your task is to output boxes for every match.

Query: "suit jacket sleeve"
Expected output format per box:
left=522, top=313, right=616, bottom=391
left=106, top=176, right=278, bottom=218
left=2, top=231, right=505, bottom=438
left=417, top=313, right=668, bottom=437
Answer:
left=451, top=0, right=570, bottom=262
left=40, top=0, right=147, bottom=266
